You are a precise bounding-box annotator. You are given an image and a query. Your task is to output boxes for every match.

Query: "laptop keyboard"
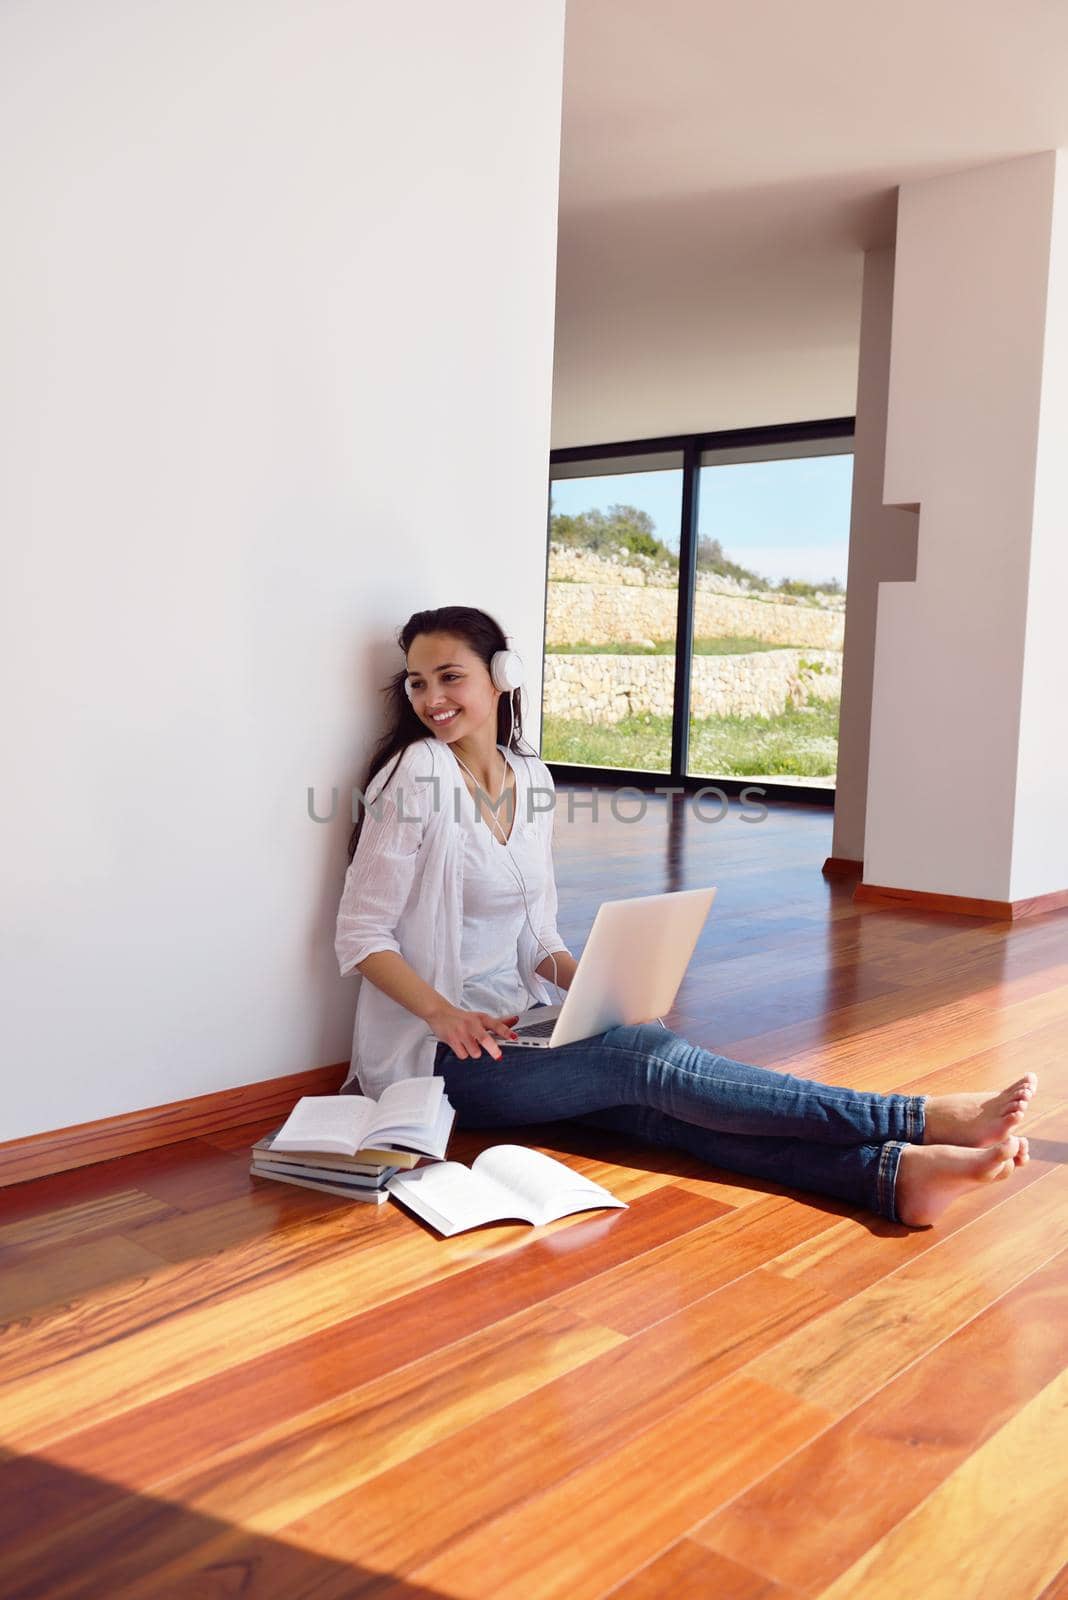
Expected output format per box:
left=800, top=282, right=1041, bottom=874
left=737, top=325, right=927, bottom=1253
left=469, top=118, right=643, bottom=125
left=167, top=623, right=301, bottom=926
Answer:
left=516, top=1019, right=557, bottom=1038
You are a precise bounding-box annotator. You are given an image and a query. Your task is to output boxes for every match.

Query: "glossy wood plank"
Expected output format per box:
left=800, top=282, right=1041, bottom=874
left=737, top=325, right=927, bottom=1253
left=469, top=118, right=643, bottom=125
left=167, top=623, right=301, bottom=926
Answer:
left=39, top=1185, right=711, bottom=1485
left=670, top=961, right=906, bottom=1045
left=186, top=1306, right=621, bottom=1529
left=0, top=1177, right=712, bottom=1409
left=895, top=1044, right=1068, bottom=1109
left=0, top=1137, right=256, bottom=1228
left=261, top=1270, right=839, bottom=1588
left=0, top=1460, right=388, bottom=1600
left=35, top=1184, right=718, bottom=1509
left=0, top=1188, right=173, bottom=1254
left=0, top=1183, right=721, bottom=1452
left=115, top=1141, right=265, bottom=1212
left=696, top=1246, right=1068, bottom=1591
left=610, top=1542, right=804, bottom=1600
left=0, top=1234, right=169, bottom=1324
left=0, top=1305, right=624, bottom=1597
left=721, top=950, right=1068, bottom=1068
left=405, top=1377, right=832, bottom=1600
left=553, top=1190, right=848, bottom=1334
left=6, top=1261, right=836, bottom=1597
left=173, top=1267, right=831, bottom=1542
left=748, top=1167, right=1068, bottom=1413
left=761, top=1146, right=1056, bottom=1298
left=0, top=1200, right=368, bottom=1390
left=766, top=975, right=1068, bottom=1092
left=122, top=1182, right=384, bottom=1263
left=816, top=1368, right=1068, bottom=1600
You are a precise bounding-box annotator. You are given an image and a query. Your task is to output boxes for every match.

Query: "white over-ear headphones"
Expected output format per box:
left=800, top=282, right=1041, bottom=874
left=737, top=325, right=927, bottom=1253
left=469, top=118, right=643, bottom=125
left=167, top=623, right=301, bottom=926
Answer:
left=488, top=648, right=524, bottom=693
left=404, top=648, right=524, bottom=700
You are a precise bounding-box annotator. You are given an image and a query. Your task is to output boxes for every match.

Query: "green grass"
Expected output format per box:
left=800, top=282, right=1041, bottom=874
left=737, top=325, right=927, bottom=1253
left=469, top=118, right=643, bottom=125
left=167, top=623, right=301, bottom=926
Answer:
left=542, top=694, right=840, bottom=777
left=547, top=636, right=787, bottom=656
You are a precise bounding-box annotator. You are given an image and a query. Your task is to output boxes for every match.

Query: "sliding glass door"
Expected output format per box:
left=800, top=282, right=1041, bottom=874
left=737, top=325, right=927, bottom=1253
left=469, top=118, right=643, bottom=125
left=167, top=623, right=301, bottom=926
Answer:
left=543, top=421, right=853, bottom=797
left=543, top=450, right=683, bottom=774
left=688, top=439, right=851, bottom=790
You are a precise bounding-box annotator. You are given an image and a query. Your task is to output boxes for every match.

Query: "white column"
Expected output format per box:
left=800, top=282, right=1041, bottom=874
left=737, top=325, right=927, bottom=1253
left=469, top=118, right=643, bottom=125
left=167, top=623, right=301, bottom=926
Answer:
left=1010, top=155, right=1068, bottom=900
left=830, top=245, right=919, bottom=867
left=863, top=151, right=1068, bottom=904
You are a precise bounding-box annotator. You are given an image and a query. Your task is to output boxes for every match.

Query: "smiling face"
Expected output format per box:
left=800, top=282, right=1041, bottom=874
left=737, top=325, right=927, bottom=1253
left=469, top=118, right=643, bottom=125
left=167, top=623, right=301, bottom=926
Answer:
left=404, top=632, right=498, bottom=744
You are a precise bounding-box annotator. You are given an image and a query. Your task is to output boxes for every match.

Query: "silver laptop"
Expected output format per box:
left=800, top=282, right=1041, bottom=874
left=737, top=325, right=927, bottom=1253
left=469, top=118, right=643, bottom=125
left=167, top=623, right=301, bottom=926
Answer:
left=505, top=886, right=716, bottom=1049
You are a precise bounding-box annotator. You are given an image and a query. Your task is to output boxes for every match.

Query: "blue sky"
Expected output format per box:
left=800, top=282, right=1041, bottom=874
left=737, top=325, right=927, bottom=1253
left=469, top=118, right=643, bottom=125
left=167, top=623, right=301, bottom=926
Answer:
left=550, top=453, right=854, bottom=586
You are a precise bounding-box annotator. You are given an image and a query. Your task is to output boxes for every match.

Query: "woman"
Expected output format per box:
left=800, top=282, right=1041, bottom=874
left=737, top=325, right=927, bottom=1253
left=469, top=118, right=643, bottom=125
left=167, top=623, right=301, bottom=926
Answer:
left=336, top=606, right=1036, bottom=1227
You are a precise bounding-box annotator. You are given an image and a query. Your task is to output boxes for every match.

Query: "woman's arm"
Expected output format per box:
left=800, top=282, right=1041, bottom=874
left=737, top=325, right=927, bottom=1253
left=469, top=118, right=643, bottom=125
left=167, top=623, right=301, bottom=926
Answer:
left=536, top=950, right=578, bottom=990
left=336, top=755, right=426, bottom=977
left=355, top=949, right=452, bottom=1024
left=358, top=950, right=519, bottom=1061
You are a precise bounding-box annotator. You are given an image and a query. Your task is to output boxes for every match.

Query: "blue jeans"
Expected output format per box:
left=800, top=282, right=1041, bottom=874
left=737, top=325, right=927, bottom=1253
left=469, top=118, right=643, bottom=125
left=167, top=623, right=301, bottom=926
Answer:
left=434, top=1021, right=927, bottom=1222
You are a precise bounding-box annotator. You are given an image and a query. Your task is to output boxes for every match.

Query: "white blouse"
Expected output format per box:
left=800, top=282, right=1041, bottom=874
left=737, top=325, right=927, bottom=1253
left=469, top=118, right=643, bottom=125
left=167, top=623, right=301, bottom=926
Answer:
left=335, top=736, right=569, bottom=1098
left=457, top=773, right=546, bottom=1019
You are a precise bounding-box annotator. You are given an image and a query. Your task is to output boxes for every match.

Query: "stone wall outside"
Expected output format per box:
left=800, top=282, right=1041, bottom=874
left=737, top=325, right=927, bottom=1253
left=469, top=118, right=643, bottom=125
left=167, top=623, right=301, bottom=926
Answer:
left=548, top=546, right=844, bottom=606
left=546, top=581, right=844, bottom=650
left=544, top=648, right=842, bottom=725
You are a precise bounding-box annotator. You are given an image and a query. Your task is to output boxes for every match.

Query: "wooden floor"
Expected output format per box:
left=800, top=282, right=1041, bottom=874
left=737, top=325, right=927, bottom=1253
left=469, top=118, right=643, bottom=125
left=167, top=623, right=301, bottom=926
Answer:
left=3, top=791, right=1067, bottom=1599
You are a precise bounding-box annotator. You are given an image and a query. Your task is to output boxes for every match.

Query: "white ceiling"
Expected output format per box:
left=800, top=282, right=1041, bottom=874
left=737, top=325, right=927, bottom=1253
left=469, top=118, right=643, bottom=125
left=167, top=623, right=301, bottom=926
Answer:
left=551, top=0, right=1068, bottom=447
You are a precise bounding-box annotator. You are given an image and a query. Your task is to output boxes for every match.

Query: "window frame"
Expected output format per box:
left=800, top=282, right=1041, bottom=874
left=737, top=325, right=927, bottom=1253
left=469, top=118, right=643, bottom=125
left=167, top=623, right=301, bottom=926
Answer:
left=541, top=417, right=855, bottom=808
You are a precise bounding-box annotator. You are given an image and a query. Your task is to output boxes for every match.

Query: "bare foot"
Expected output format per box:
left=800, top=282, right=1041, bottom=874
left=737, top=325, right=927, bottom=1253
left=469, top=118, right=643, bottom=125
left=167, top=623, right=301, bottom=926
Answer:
left=921, top=1074, right=1038, bottom=1147
left=895, top=1136, right=1029, bottom=1227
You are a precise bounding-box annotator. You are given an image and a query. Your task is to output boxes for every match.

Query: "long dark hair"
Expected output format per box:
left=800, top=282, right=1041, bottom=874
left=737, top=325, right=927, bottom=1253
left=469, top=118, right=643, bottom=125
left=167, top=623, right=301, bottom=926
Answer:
left=347, top=606, right=535, bottom=862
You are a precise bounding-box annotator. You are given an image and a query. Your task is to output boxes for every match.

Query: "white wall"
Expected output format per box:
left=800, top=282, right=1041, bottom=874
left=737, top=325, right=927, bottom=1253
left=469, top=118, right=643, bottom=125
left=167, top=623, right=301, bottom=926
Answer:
left=830, top=246, right=919, bottom=865
left=866, top=152, right=1061, bottom=900
left=0, top=0, right=565, bottom=1140
left=551, top=211, right=863, bottom=446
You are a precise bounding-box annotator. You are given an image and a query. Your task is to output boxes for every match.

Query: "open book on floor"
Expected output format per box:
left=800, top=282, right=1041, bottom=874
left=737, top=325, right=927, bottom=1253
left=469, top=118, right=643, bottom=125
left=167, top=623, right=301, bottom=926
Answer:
left=270, top=1076, right=454, bottom=1165
left=385, top=1145, right=626, bottom=1237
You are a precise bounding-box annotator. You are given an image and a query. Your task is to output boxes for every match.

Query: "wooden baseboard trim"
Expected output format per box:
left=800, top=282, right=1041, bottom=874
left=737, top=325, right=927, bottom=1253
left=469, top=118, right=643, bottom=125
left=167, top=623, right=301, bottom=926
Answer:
left=822, top=856, right=863, bottom=878
left=0, top=1062, right=349, bottom=1189
left=853, top=882, right=1068, bottom=921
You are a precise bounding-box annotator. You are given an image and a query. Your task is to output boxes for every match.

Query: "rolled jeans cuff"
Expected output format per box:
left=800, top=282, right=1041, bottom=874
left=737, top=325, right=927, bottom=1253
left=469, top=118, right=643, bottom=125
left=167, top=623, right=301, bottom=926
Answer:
left=876, top=1140, right=907, bottom=1221
left=906, top=1094, right=927, bottom=1143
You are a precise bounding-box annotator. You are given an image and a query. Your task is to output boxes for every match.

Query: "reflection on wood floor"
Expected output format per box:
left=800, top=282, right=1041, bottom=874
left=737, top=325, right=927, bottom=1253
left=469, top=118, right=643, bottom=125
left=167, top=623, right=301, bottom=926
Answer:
left=1, top=789, right=1066, bottom=1599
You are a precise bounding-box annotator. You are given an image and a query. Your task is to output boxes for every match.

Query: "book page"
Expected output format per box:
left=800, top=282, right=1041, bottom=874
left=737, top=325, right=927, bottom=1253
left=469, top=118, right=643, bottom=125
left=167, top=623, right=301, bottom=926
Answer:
left=472, top=1145, right=624, bottom=1224
left=271, top=1095, right=373, bottom=1156
left=386, top=1162, right=537, bottom=1235
left=367, top=1075, right=444, bottom=1140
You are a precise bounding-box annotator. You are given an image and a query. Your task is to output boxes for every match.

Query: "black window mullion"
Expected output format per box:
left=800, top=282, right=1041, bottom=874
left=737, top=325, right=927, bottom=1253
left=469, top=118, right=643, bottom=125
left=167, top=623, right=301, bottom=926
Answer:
left=670, top=439, right=700, bottom=779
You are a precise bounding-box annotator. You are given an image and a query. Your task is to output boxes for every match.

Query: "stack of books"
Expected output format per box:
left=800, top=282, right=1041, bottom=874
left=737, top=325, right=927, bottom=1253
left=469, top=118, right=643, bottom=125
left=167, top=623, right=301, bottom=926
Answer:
left=250, top=1077, right=455, bottom=1206
left=252, top=1075, right=627, bottom=1235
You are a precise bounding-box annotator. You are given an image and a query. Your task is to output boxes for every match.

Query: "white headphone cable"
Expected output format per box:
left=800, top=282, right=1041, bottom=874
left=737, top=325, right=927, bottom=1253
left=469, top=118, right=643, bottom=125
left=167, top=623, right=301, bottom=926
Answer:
left=449, top=745, right=562, bottom=998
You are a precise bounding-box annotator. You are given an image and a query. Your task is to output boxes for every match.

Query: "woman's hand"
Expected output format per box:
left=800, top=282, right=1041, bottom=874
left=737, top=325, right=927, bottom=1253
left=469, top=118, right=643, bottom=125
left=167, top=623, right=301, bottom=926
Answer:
left=427, top=1003, right=520, bottom=1062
